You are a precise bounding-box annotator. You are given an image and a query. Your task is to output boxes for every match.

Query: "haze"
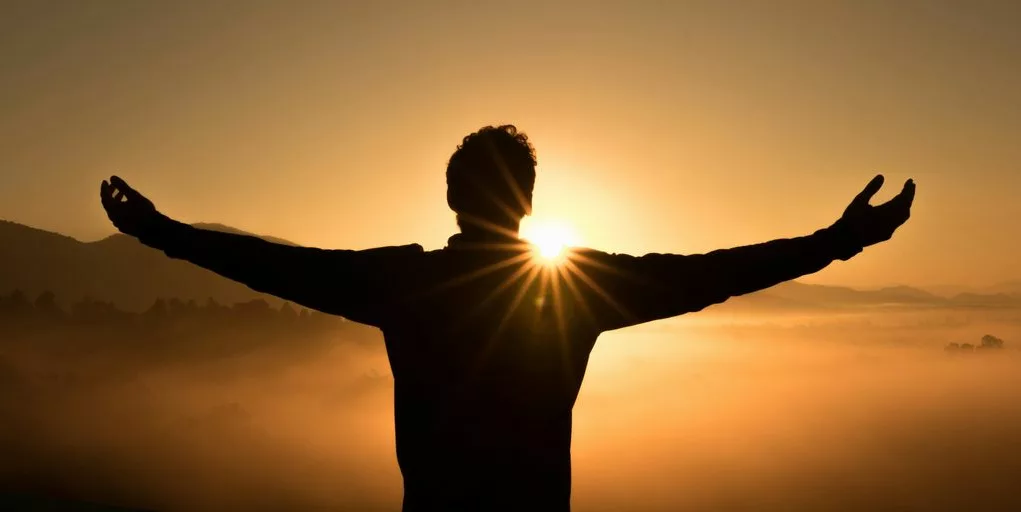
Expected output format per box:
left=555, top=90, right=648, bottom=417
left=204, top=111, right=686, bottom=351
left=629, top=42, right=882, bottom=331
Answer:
left=3, top=307, right=1021, bottom=511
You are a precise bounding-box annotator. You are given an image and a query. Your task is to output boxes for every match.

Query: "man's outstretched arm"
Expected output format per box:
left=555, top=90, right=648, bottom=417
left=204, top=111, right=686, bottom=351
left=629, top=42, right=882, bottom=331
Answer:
left=569, top=175, right=916, bottom=331
left=100, top=176, right=417, bottom=326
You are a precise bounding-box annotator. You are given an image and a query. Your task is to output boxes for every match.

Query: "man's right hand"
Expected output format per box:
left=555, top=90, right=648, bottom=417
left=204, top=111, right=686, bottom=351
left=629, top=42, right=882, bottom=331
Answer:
left=835, top=174, right=916, bottom=249
left=100, top=176, right=165, bottom=239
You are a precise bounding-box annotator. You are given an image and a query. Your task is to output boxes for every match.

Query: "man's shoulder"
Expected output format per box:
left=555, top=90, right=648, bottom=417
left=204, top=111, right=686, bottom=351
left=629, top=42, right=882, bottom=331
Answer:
left=566, top=246, right=623, bottom=263
left=568, top=246, right=608, bottom=257
left=360, top=243, right=426, bottom=256
left=348, top=244, right=427, bottom=270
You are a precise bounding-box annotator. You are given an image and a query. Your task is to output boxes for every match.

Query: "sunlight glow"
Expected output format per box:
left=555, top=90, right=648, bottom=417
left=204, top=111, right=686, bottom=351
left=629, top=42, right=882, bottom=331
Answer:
left=521, top=218, right=580, bottom=264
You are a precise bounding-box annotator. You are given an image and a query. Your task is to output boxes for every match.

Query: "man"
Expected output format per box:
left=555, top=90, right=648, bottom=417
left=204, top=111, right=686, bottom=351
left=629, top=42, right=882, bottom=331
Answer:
left=100, top=125, right=915, bottom=511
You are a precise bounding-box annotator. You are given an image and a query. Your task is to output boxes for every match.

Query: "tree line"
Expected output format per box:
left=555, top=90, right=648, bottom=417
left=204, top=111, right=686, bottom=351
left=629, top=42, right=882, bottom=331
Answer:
left=945, top=334, right=1007, bottom=353
left=0, top=288, right=339, bottom=327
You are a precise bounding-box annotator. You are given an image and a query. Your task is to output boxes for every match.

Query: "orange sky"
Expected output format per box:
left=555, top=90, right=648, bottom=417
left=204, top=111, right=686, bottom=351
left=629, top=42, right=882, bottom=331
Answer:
left=1, top=1, right=1019, bottom=288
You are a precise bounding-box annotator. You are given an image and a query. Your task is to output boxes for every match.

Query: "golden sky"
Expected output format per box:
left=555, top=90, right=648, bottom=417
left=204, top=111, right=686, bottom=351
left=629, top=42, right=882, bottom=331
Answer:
left=1, top=1, right=1018, bottom=288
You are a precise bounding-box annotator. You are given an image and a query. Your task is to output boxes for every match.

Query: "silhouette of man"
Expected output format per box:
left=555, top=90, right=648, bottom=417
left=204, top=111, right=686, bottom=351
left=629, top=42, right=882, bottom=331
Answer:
left=100, top=125, right=915, bottom=511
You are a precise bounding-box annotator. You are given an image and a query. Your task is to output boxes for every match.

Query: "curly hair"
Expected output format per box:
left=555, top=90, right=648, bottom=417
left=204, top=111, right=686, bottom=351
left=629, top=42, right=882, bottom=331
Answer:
left=446, top=125, right=537, bottom=228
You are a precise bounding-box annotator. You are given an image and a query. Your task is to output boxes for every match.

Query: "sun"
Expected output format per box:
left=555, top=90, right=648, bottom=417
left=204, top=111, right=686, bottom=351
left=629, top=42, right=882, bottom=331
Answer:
left=520, top=218, right=580, bottom=264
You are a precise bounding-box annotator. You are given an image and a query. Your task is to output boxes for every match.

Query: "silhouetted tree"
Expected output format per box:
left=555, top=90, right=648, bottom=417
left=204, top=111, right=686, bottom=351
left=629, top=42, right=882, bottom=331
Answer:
left=233, top=298, right=273, bottom=323
left=167, top=298, right=188, bottom=318
left=0, top=289, right=32, bottom=315
left=2, top=289, right=362, bottom=348
left=980, top=334, right=1005, bottom=349
left=34, top=290, right=64, bottom=319
left=144, top=298, right=169, bottom=324
left=280, top=302, right=298, bottom=321
left=71, top=297, right=127, bottom=324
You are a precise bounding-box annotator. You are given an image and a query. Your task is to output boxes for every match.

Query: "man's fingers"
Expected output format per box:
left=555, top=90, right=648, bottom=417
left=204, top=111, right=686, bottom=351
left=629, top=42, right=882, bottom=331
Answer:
left=100, top=180, right=116, bottom=211
left=109, top=175, right=141, bottom=200
left=875, top=179, right=915, bottom=226
left=894, top=179, right=915, bottom=223
left=110, top=175, right=129, bottom=190
left=896, top=178, right=916, bottom=207
left=110, top=175, right=130, bottom=197
left=852, top=174, right=885, bottom=207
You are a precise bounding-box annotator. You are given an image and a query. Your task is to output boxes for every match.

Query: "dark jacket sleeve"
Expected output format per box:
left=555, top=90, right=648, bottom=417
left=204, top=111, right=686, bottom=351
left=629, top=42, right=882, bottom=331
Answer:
left=136, top=217, right=422, bottom=327
left=566, top=224, right=864, bottom=332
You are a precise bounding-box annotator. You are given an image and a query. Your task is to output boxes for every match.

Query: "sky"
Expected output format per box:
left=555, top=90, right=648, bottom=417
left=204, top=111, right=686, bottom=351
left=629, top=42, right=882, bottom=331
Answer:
left=1, top=0, right=1019, bottom=288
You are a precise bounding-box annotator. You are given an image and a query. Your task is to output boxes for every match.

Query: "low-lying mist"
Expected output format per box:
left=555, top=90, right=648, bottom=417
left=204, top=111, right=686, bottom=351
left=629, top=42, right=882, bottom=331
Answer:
left=2, top=308, right=1020, bottom=511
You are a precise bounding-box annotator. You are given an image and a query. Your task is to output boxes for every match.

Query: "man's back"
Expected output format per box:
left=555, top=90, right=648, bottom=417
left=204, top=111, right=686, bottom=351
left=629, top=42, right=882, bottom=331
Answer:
left=379, top=236, right=599, bottom=510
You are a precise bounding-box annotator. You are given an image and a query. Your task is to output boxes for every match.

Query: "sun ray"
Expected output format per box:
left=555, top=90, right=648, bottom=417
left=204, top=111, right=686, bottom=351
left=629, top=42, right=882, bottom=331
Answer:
left=468, top=259, right=540, bottom=316
left=419, top=250, right=532, bottom=298
left=456, top=212, right=527, bottom=241
left=567, top=250, right=644, bottom=281
left=555, top=262, right=600, bottom=333
left=493, top=263, right=544, bottom=336
left=562, top=259, right=636, bottom=324
left=442, top=258, right=540, bottom=337
left=465, top=263, right=545, bottom=375
left=554, top=264, right=590, bottom=324
left=548, top=265, right=578, bottom=382
left=486, top=139, right=533, bottom=218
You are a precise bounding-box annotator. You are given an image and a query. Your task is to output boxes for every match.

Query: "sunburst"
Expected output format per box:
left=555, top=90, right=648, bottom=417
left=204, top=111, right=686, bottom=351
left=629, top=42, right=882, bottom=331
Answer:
left=520, top=218, right=579, bottom=264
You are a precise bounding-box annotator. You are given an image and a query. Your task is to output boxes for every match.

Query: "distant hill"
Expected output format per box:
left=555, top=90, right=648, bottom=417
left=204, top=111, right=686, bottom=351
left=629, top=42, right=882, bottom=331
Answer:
left=190, top=223, right=297, bottom=246
left=0, top=220, right=294, bottom=311
left=928, top=280, right=1021, bottom=299
left=2, top=219, right=1019, bottom=313
left=722, top=280, right=1021, bottom=312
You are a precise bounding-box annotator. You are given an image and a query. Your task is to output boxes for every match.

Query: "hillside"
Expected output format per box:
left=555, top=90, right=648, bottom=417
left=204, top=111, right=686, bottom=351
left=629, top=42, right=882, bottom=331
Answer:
left=0, top=220, right=293, bottom=311
left=724, top=281, right=1021, bottom=312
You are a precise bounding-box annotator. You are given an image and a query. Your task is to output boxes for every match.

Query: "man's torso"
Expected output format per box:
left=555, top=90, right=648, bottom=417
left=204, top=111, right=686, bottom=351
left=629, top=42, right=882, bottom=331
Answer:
left=377, top=242, right=600, bottom=510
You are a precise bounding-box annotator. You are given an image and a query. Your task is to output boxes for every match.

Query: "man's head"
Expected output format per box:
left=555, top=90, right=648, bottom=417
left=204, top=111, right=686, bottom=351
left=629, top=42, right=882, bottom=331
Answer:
left=447, top=125, right=536, bottom=236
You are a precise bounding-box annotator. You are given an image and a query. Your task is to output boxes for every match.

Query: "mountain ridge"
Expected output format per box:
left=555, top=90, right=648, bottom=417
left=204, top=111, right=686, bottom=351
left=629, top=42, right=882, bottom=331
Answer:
left=0, top=220, right=289, bottom=311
